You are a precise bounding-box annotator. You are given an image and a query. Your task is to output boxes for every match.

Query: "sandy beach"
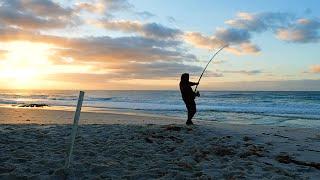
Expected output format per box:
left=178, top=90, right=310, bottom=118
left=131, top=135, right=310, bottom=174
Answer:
left=0, top=107, right=320, bottom=179
left=1, top=0, right=320, bottom=179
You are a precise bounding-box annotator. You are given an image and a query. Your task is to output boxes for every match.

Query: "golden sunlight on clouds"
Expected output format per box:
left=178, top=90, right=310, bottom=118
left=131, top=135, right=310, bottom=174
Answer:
left=310, top=65, right=320, bottom=73
left=0, top=0, right=318, bottom=90
left=0, top=41, right=111, bottom=89
left=0, top=41, right=54, bottom=88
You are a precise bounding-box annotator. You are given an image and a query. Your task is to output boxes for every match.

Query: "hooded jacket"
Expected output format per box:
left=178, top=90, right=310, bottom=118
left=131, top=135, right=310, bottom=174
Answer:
left=179, top=73, right=197, bottom=103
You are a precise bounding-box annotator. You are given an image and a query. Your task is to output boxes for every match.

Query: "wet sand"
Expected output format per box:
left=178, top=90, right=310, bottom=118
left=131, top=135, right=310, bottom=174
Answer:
left=0, top=107, right=319, bottom=179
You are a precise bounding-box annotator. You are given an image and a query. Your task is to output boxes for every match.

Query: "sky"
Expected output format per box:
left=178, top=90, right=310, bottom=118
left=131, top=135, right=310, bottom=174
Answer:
left=0, top=0, right=319, bottom=90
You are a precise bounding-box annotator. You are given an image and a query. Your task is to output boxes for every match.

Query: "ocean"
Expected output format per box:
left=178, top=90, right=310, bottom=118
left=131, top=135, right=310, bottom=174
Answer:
left=0, top=90, right=319, bottom=128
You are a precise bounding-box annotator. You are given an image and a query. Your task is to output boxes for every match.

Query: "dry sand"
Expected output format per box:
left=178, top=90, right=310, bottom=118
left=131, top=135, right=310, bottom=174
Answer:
left=0, top=107, right=319, bottom=179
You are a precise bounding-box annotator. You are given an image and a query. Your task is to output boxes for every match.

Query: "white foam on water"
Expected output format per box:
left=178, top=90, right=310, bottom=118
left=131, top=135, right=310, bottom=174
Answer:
left=0, top=90, right=319, bottom=127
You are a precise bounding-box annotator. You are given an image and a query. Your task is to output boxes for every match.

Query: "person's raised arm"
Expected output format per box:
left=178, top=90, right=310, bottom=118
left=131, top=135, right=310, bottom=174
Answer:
left=188, top=82, right=199, bottom=86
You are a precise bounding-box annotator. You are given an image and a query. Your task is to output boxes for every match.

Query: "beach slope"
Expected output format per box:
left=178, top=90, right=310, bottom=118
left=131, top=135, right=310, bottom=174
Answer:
left=0, top=107, right=319, bottom=179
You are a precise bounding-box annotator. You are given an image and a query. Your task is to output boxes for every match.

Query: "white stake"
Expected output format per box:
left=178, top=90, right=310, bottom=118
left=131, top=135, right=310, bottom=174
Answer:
left=65, top=91, right=85, bottom=168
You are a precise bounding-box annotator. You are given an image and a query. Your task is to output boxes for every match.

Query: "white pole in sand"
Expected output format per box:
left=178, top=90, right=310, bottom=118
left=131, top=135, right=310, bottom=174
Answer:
left=65, top=91, right=85, bottom=168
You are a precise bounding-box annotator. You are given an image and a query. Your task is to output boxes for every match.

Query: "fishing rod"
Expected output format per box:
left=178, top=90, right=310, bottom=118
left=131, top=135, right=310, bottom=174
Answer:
left=194, top=44, right=228, bottom=93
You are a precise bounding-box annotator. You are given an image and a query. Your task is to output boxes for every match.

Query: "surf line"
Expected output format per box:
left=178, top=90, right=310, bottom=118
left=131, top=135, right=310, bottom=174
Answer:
left=194, top=44, right=229, bottom=93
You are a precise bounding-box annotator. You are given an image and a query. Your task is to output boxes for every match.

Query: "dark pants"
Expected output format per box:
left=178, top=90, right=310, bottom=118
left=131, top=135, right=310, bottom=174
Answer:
left=185, top=100, right=196, bottom=122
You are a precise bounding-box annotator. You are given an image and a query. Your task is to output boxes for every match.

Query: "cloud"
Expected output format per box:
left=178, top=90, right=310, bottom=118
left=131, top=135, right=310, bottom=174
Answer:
left=2, top=1, right=318, bottom=86
left=0, top=26, right=191, bottom=63
left=276, top=18, right=320, bottom=43
left=167, top=16, right=177, bottom=24
left=75, top=2, right=106, bottom=14
left=0, top=0, right=75, bottom=30
left=75, top=0, right=132, bottom=17
left=310, top=65, right=320, bottom=73
left=184, top=28, right=251, bottom=49
left=0, top=26, right=204, bottom=80
left=95, top=20, right=182, bottom=39
left=0, top=22, right=200, bottom=75
left=100, top=61, right=205, bottom=79
left=0, top=27, right=199, bottom=77
left=0, top=26, right=64, bottom=43
left=76, top=0, right=154, bottom=20
left=19, top=0, right=72, bottom=17
left=276, top=29, right=308, bottom=42
left=184, top=25, right=258, bottom=55
left=221, top=70, right=262, bottom=75
left=185, top=12, right=294, bottom=53
left=0, top=50, right=7, bottom=60
left=227, top=12, right=320, bottom=43
left=212, top=60, right=227, bottom=64
left=134, top=11, right=156, bottom=19
left=225, top=12, right=294, bottom=32
left=184, top=32, right=224, bottom=49
left=185, top=11, right=320, bottom=54
left=101, top=0, right=132, bottom=11
left=43, top=61, right=206, bottom=81
left=76, top=0, right=132, bottom=12
left=50, top=36, right=196, bottom=65
left=226, top=43, right=260, bottom=55
left=215, top=28, right=251, bottom=44
left=184, top=31, right=259, bottom=55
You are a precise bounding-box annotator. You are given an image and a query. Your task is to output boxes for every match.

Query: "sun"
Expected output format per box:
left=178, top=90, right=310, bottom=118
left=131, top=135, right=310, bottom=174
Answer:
left=0, top=41, right=53, bottom=89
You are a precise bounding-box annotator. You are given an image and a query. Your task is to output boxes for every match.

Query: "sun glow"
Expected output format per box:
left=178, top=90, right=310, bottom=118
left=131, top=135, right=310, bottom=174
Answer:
left=0, top=41, right=54, bottom=89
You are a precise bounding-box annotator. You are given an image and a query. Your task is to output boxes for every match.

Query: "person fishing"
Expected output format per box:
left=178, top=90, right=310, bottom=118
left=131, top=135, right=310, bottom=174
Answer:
left=179, top=45, right=228, bottom=125
left=179, top=73, right=200, bottom=125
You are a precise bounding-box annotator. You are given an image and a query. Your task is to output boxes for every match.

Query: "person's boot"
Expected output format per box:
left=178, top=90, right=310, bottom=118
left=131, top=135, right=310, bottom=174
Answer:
left=186, top=120, right=194, bottom=125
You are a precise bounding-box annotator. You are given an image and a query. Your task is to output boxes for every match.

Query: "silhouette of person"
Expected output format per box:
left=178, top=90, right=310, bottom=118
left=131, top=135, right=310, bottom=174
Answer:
left=179, top=73, right=199, bottom=125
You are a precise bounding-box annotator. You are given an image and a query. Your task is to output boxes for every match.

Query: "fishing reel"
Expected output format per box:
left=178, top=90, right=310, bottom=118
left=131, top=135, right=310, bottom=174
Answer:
left=195, top=91, right=200, bottom=97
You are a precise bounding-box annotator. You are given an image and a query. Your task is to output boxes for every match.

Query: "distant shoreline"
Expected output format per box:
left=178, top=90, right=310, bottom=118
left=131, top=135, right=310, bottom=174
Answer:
left=0, top=106, right=184, bottom=125
left=0, top=105, right=319, bottom=129
left=1, top=89, right=320, bottom=91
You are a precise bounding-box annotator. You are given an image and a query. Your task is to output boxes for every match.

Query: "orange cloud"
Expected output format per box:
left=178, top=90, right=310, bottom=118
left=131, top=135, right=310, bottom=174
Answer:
left=276, top=29, right=306, bottom=42
left=184, top=32, right=224, bottom=49
left=0, top=50, right=7, bottom=60
left=75, top=2, right=106, bottom=14
left=75, top=0, right=134, bottom=19
left=0, top=26, right=204, bottom=83
left=226, top=43, right=260, bottom=55
left=95, top=19, right=182, bottom=39
left=0, top=27, right=192, bottom=62
left=0, top=0, right=75, bottom=30
left=43, top=61, right=204, bottom=81
left=310, top=65, right=320, bottom=73
left=184, top=32, right=260, bottom=55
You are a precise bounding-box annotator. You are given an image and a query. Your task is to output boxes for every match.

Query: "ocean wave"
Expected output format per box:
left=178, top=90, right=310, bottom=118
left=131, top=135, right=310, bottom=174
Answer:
left=79, top=101, right=320, bottom=119
left=0, top=91, right=319, bottom=124
left=0, top=94, right=113, bottom=103
left=86, top=97, right=113, bottom=101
